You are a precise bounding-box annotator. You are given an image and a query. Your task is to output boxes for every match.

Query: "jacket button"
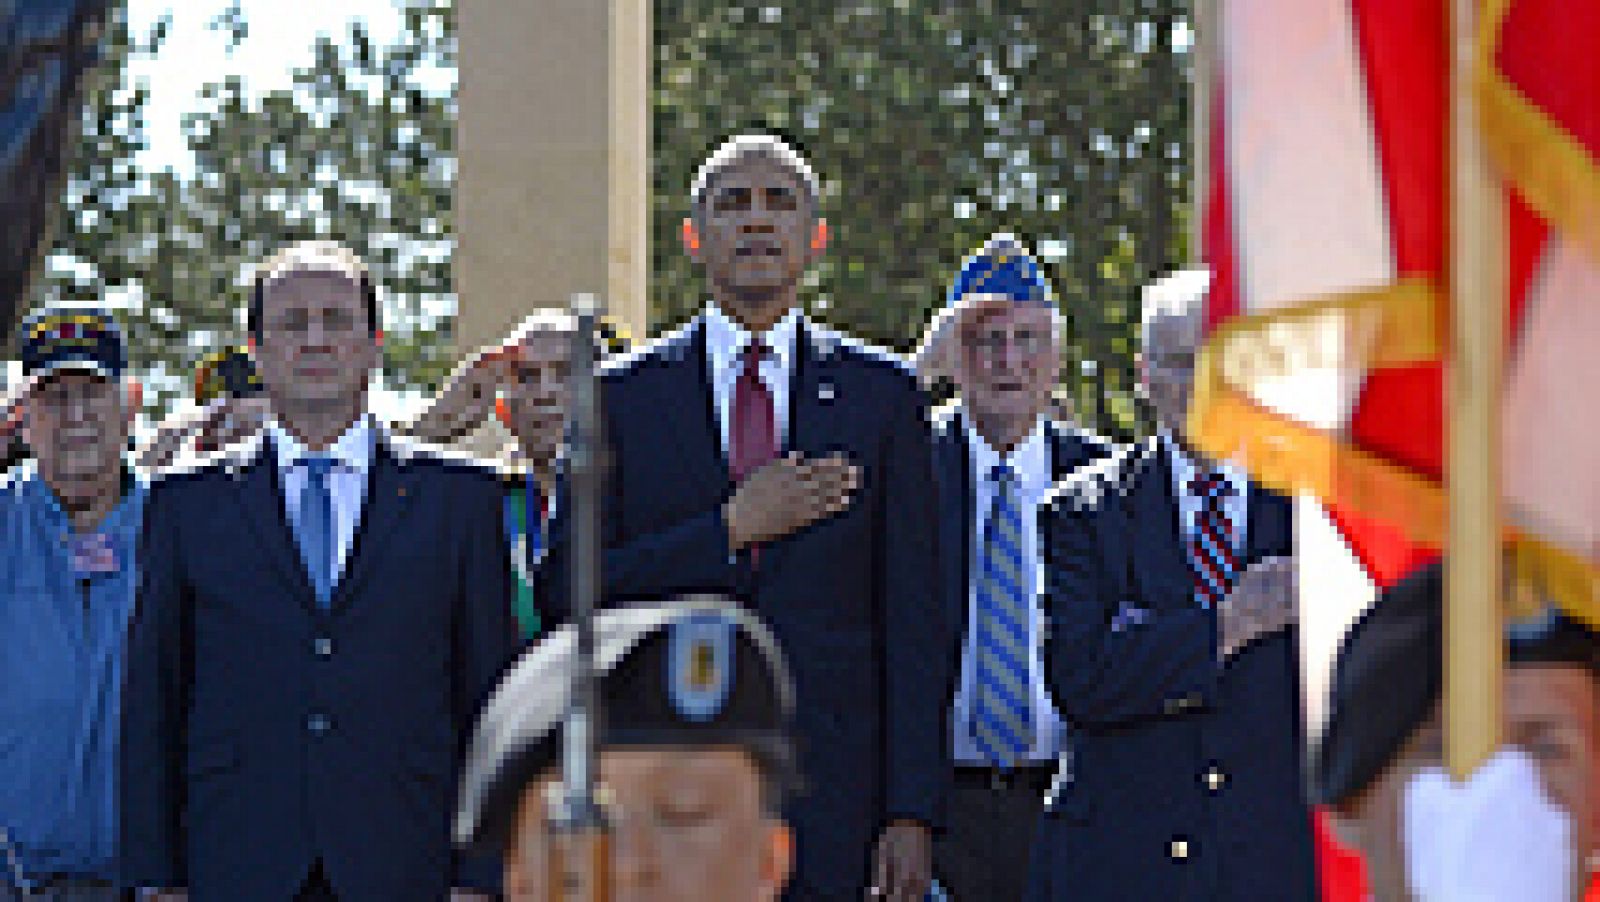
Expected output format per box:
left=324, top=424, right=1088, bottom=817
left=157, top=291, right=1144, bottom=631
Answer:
left=314, top=637, right=333, bottom=659
left=1169, top=838, right=1190, bottom=861
left=1204, top=767, right=1226, bottom=792
left=307, top=713, right=332, bottom=735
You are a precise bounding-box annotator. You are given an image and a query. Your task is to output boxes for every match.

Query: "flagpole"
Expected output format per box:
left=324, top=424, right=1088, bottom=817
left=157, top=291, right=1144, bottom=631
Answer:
left=1190, top=0, right=1214, bottom=267
left=1446, top=0, right=1505, bottom=779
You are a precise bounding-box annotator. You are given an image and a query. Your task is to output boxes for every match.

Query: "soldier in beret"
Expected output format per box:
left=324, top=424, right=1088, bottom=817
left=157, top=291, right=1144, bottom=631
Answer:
left=1313, top=560, right=1599, bottom=901
left=455, top=597, right=798, bottom=901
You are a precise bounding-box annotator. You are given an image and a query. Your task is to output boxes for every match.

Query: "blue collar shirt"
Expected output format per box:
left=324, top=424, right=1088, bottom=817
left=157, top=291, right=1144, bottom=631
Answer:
left=0, top=465, right=146, bottom=883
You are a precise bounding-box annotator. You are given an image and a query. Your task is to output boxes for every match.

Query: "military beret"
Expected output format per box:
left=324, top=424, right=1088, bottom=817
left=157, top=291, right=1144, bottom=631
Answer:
left=454, top=597, right=797, bottom=854
left=17, top=303, right=126, bottom=380
left=193, top=345, right=264, bottom=404
left=1312, top=559, right=1598, bottom=808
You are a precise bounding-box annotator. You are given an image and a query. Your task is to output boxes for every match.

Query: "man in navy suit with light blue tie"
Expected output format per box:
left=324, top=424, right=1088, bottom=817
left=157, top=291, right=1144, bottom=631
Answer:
left=1027, top=271, right=1317, bottom=900
left=915, top=234, right=1109, bottom=901
left=539, top=135, right=948, bottom=901
left=121, top=242, right=516, bottom=901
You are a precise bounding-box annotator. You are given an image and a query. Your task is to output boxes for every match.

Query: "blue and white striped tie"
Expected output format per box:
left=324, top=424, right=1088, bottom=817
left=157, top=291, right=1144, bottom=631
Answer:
left=971, top=463, right=1033, bottom=769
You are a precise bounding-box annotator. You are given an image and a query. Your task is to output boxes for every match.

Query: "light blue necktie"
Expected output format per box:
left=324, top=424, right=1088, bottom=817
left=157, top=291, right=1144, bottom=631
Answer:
left=972, top=462, right=1034, bottom=768
left=295, top=456, right=335, bottom=607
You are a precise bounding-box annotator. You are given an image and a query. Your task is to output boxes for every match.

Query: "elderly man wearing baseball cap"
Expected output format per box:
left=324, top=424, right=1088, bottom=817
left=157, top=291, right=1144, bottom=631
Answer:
left=1, top=303, right=145, bottom=900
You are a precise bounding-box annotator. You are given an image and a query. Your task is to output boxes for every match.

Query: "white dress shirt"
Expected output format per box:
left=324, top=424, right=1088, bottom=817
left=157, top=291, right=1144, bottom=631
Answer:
left=952, top=411, right=1063, bottom=765
left=1164, top=431, right=1249, bottom=555
left=703, top=303, right=801, bottom=455
left=268, top=415, right=376, bottom=586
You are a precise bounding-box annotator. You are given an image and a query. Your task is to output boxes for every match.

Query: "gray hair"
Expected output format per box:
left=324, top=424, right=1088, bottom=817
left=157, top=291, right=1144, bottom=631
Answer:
left=1140, top=269, right=1210, bottom=351
left=689, top=134, right=821, bottom=216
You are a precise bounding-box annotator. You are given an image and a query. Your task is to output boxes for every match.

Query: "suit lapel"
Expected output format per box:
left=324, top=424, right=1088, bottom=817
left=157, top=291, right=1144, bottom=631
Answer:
left=232, top=438, right=319, bottom=610
left=760, top=318, right=837, bottom=574
left=1245, top=480, right=1293, bottom=564
left=331, top=435, right=418, bottom=613
left=1129, top=439, right=1194, bottom=607
left=936, top=410, right=975, bottom=628
left=663, top=317, right=731, bottom=496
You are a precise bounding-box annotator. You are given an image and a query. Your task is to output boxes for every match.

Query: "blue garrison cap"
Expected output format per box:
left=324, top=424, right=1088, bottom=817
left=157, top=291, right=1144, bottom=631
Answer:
left=947, top=233, right=1053, bottom=307
left=17, top=304, right=126, bottom=380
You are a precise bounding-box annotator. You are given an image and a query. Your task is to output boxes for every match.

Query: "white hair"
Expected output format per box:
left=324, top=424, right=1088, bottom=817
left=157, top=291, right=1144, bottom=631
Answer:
left=689, top=133, right=821, bottom=213
left=505, top=309, right=579, bottom=346
left=1140, top=268, right=1211, bottom=350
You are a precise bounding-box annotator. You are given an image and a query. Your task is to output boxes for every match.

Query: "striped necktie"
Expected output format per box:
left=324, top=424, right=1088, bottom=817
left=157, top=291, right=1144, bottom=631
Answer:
left=1187, top=472, right=1238, bottom=609
left=971, top=462, right=1033, bottom=768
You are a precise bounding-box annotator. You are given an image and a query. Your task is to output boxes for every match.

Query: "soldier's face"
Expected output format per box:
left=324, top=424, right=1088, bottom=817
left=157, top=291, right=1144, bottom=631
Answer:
left=506, top=747, right=793, bottom=902
left=253, top=270, right=378, bottom=410
left=692, top=157, right=818, bottom=314
left=1335, top=664, right=1598, bottom=900
left=957, top=300, right=1060, bottom=430
left=23, top=370, right=129, bottom=506
left=502, top=331, right=572, bottom=466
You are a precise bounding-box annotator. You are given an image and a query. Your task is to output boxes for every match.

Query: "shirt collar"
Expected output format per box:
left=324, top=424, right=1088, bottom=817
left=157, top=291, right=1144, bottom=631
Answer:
left=269, top=414, right=376, bottom=476
left=21, top=462, right=147, bottom=537
left=962, top=408, right=1050, bottom=492
left=704, top=302, right=801, bottom=379
left=1163, top=430, right=1245, bottom=498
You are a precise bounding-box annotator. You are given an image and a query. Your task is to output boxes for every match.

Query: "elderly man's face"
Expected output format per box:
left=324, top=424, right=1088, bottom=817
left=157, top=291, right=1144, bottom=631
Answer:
left=1338, top=664, right=1599, bottom=900
left=23, top=370, right=128, bottom=507
left=252, top=270, right=378, bottom=410
left=957, top=300, right=1060, bottom=430
left=693, top=156, right=817, bottom=317
left=1141, top=307, right=1203, bottom=435
left=501, top=331, right=573, bottom=466
left=506, top=747, right=792, bottom=902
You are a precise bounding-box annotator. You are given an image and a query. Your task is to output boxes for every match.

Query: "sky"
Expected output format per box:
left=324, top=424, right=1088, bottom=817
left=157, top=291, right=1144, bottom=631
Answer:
left=121, top=0, right=431, bottom=423
left=125, top=0, right=408, bottom=174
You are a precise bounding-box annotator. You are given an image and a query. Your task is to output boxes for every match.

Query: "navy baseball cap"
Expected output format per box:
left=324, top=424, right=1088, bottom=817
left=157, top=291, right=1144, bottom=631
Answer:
left=17, top=304, right=127, bottom=381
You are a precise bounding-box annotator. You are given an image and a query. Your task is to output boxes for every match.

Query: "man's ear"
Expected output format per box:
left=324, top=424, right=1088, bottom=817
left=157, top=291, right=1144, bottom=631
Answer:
left=124, top=378, right=143, bottom=422
left=681, top=218, right=702, bottom=259
left=758, top=821, right=796, bottom=900
left=810, top=219, right=829, bottom=255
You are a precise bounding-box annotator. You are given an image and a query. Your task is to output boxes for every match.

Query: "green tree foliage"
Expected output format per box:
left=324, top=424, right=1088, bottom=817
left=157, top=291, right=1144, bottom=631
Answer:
left=37, top=0, right=456, bottom=416
left=38, top=0, right=1188, bottom=436
left=654, top=1, right=1191, bottom=436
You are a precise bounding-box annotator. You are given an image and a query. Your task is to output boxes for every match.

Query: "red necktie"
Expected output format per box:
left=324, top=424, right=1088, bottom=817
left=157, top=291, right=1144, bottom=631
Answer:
left=730, top=340, right=777, bottom=483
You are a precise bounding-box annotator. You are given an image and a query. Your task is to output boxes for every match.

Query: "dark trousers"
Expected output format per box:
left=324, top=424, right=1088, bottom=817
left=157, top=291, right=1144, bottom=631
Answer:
left=934, top=765, right=1053, bottom=902
left=294, top=862, right=338, bottom=901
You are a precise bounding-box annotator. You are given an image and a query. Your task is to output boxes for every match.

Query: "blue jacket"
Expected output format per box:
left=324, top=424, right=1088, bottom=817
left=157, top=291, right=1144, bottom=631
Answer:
left=120, top=432, right=517, bottom=901
left=540, top=314, right=951, bottom=899
left=1029, top=438, right=1317, bottom=901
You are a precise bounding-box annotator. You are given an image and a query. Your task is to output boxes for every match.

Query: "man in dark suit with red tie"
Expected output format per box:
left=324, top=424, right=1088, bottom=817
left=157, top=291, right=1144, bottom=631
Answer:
left=539, top=134, right=949, bottom=901
left=1028, top=271, right=1317, bottom=900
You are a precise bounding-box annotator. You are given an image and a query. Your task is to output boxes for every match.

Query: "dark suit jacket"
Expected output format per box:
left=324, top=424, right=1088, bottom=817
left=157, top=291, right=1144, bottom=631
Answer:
left=931, top=405, right=1110, bottom=676
left=1029, top=437, right=1316, bottom=901
left=121, top=430, right=517, bottom=901
left=540, top=314, right=949, bottom=899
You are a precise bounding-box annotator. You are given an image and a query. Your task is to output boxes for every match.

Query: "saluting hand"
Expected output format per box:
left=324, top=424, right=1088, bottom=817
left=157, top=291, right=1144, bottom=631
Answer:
left=723, top=452, right=860, bottom=550
left=1217, top=554, right=1297, bottom=662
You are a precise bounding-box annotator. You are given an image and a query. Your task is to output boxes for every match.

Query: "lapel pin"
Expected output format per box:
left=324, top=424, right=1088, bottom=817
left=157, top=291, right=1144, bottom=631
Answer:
left=818, top=381, right=836, bottom=402
left=398, top=485, right=408, bottom=498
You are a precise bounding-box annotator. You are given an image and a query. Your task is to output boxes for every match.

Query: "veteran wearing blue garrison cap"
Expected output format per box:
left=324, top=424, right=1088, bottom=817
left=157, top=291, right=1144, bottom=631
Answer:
left=913, top=234, right=1111, bottom=901
left=2, top=304, right=145, bottom=900
left=456, top=597, right=799, bottom=901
